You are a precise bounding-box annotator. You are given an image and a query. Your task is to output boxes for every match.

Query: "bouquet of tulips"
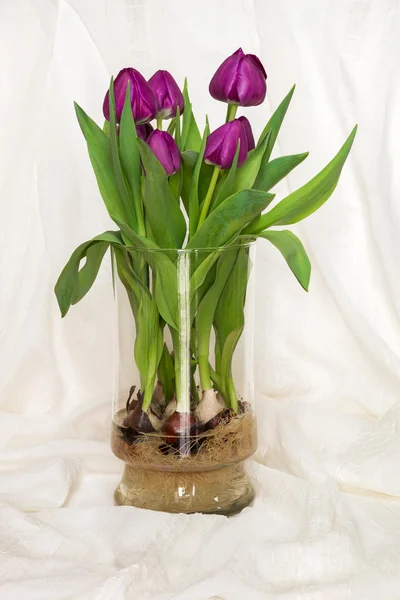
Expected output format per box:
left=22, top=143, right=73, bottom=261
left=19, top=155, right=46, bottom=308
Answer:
left=55, top=48, right=356, bottom=443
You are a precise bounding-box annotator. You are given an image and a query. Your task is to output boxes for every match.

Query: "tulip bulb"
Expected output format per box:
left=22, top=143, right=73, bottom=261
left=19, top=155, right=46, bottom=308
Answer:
left=195, top=389, right=226, bottom=425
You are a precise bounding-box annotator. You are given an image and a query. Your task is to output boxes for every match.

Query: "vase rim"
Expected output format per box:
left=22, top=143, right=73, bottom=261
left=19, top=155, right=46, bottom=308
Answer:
left=123, top=239, right=257, bottom=254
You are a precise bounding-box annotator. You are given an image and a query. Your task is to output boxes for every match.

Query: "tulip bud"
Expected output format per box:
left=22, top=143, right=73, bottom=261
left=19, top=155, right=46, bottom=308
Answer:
left=204, top=119, right=248, bottom=170
left=209, top=48, right=267, bottom=107
left=147, top=130, right=181, bottom=176
left=136, top=123, right=154, bottom=141
left=238, top=116, right=255, bottom=151
left=103, top=67, right=157, bottom=124
left=148, top=70, right=184, bottom=120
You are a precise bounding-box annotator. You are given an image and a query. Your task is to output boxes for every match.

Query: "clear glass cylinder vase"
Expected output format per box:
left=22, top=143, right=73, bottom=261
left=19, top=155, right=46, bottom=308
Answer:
left=110, top=242, right=257, bottom=515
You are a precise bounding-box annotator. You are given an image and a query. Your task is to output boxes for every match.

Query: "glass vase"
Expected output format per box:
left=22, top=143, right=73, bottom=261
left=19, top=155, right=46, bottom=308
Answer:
left=110, top=242, right=257, bottom=515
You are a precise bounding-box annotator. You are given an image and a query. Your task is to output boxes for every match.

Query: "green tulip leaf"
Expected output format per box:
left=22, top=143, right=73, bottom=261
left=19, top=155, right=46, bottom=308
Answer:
left=253, top=152, right=309, bottom=192
left=248, top=126, right=357, bottom=233
left=74, top=103, right=126, bottom=224
left=169, top=168, right=182, bottom=202
left=55, top=231, right=123, bottom=317
left=158, top=343, right=175, bottom=403
left=136, top=294, right=164, bottom=410
left=114, top=218, right=179, bottom=330
left=257, top=229, right=311, bottom=291
left=187, top=189, right=275, bottom=250
left=181, top=150, right=197, bottom=214
left=257, top=84, right=296, bottom=163
left=214, top=247, right=249, bottom=410
left=119, top=84, right=143, bottom=229
left=108, top=79, right=137, bottom=231
left=212, top=142, right=240, bottom=211
left=137, top=139, right=186, bottom=248
left=220, top=326, right=243, bottom=411
left=214, top=247, right=248, bottom=351
left=230, top=131, right=271, bottom=195
left=196, top=248, right=238, bottom=359
left=167, top=119, right=176, bottom=136
left=181, top=78, right=201, bottom=152
left=174, top=106, right=181, bottom=148
left=114, top=245, right=163, bottom=408
left=189, top=122, right=210, bottom=238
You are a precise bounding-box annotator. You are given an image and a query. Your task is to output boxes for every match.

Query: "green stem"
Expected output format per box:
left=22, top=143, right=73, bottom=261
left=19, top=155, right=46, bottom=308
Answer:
left=209, top=364, right=221, bottom=390
left=198, top=354, right=212, bottom=391
left=196, top=165, right=220, bottom=230
left=157, top=117, right=163, bottom=130
left=226, top=104, right=238, bottom=122
left=227, top=374, right=239, bottom=413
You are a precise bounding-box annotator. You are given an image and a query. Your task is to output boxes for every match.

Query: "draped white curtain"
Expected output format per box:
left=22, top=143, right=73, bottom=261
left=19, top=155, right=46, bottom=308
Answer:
left=1, top=0, right=400, bottom=598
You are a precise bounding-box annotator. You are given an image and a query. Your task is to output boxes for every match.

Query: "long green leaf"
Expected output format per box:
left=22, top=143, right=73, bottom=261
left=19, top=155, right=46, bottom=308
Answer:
left=74, top=103, right=126, bottom=223
left=138, top=139, right=186, bottom=248
left=187, top=189, right=275, bottom=250
left=189, top=123, right=210, bottom=238
left=108, top=79, right=137, bottom=230
left=214, top=247, right=249, bottom=411
left=119, top=84, right=143, bottom=231
left=214, top=247, right=248, bottom=350
left=136, top=294, right=164, bottom=410
left=182, top=78, right=201, bottom=151
left=196, top=248, right=238, bottom=358
left=174, top=106, right=181, bottom=148
left=115, top=245, right=163, bottom=407
left=212, top=142, right=240, bottom=210
left=257, top=84, right=296, bottom=163
left=181, top=150, right=197, bottom=214
left=257, top=230, right=311, bottom=291
left=55, top=231, right=123, bottom=317
left=230, top=131, right=271, bottom=195
left=220, top=327, right=243, bottom=411
left=158, top=343, right=175, bottom=403
left=114, top=218, right=179, bottom=329
left=253, top=152, right=309, bottom=192
left=248, top=126, right=357, bottom=233
left=71, top=242, right=109, bottom=305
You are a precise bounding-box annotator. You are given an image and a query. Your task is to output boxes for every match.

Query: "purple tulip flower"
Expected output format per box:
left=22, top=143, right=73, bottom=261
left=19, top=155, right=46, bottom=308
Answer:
left=136, top=123, right=154, bottom=141
left=209, top=48, right=267, bottom=107
left=148, top=70, right=184, bottom=119
left=147, top=130, right=181, bottom=175
left=238, top=116, right=255, bottom=151
left=204, top=119, right=249, bottom=170
left=103, top=67, right=157, bottom=124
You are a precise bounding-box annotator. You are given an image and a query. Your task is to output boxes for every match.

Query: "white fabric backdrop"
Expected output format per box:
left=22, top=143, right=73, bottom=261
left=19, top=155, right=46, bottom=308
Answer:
left=1, top=0, right=400, bottom=598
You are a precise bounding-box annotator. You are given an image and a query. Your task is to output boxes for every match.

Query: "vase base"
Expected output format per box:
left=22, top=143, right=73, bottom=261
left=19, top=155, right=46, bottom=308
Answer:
left=114, top=462, right=254, bottom=515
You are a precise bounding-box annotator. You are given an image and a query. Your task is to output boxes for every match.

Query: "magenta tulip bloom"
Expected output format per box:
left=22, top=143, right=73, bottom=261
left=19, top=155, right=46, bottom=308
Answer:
left=147, top=130, right=181, bottom=175
left=148, top=70, right=184, bottom=119
left=204, top=119, right=249, bottom=169
left=103, top=68, right=157, bottom=124
left=209, top=48, right=267, bottom=107
left=238, top=116, right=255, bottom=151
left=136, top=123, right=154, bottom=141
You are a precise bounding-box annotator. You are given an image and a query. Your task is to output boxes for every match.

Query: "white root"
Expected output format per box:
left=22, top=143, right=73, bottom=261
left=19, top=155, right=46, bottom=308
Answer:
left=195, top=389, right=226, bottom=424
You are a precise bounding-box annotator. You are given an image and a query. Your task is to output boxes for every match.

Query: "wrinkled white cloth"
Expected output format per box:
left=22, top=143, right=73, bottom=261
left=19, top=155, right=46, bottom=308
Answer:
left=1, top=0, right=400, bottom=598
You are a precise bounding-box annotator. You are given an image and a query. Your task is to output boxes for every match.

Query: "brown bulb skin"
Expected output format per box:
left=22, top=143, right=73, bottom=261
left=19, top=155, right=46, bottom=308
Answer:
left=238, top=400, right=251, bottom=414
left=162, top=412, right=203, bottom=446
left=204, top=408, right=232, bottom=431
left=122, top=403, right=155, bottom=434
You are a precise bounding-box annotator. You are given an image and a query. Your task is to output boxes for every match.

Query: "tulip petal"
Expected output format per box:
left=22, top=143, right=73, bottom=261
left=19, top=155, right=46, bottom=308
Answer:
left=148, top=130, right=181, bottom=176
left=205, top=120, right=248, bottom=170
left=148, top=70, right=184, bottom=120
left=209, top=48, right=267, bottom=107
